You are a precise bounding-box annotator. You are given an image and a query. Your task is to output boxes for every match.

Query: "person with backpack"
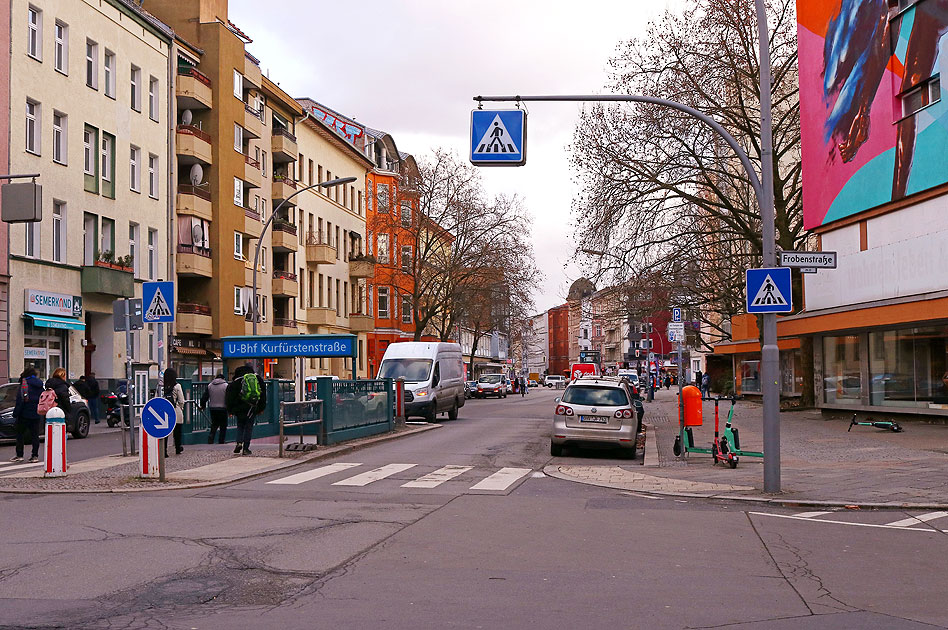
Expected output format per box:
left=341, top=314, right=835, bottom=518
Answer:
left=86, top=372, right=101, bottom=425
left=45, top=367, right=72, bottom=416
left=162, top=368, right=185, bottom=456
left=200, top=371, right=229, bottom=444
left=225, top=364, right=266, bottom=455
left=11, top=367, right=44, bottom=463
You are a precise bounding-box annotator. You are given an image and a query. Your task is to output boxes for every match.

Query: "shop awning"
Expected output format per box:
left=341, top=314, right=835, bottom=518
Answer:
left=172, top=346, right=219, bottom=359
left=24, top=314, right=85, bottom=331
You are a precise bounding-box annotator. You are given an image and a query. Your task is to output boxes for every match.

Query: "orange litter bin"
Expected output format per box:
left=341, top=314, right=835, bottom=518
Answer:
left=681, top=385, right=703, bottom=426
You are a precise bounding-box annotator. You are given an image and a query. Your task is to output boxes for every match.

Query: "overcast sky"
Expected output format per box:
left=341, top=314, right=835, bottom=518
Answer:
left=229, top=0, right=673, bottom=313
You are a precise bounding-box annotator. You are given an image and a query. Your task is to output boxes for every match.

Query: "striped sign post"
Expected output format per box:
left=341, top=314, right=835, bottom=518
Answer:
left=43, top=407, right=67, bottom=477
left=140, top=426, right=160, bottom=478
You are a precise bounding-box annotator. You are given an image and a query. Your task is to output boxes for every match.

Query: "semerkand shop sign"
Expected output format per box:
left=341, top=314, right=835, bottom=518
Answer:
left=26, top=289, right=82, bottom=317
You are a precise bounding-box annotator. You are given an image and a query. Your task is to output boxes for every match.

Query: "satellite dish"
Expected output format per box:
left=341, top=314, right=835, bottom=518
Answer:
left=181, top=109, right=193, bottom=125
left=189, top=163, right=204, bottom=186
left=191, top=223, right=204, bottom=245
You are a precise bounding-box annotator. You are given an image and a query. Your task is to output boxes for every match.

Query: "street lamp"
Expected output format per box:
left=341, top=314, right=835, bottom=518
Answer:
left=251, top=176, right=358, bottom=339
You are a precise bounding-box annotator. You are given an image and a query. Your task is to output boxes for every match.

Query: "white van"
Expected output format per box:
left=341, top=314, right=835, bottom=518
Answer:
left=377, top=342, right=466, bottom=421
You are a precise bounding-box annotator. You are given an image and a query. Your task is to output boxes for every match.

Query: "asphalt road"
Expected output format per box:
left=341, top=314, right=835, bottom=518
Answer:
left=1, top=388, right=946, bottom=630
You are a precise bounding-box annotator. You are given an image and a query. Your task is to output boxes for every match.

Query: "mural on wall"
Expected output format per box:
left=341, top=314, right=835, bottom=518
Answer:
left=798, top=0, right=948, bottom=229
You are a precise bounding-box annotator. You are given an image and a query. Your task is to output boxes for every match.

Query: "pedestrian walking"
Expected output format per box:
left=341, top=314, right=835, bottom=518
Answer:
left=664, top=375, right=671, bottom=390
left=45, top=367, right=73, bottom=415
left=201, top=371, right=229, bottom=444
left=87, top=372, right=101, bottom=424
left=701, top=372, right=711, bottom=398
left=225, top=364, right=266, bottom=455
left=11, top=367, right=44, bottom=463
left=162, top=368, right=185, bottom=456
left=519, top=377, right=527, bottom=397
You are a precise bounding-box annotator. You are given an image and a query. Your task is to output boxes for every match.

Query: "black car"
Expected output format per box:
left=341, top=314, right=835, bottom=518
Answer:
left=0, top=382, right=91, bottom=442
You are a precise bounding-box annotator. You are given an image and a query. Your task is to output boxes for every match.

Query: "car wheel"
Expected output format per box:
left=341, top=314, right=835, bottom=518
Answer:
left=550, top=442, right=563, bottom=457
left=72, top=412, right=90, bottom=439
left=448, top=400, right=459, bottom=421
left=424, top=403, right=436, bottom=423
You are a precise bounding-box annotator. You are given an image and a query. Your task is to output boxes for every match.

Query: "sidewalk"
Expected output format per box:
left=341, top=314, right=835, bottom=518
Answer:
left=545, top=388, right=948, bottom=508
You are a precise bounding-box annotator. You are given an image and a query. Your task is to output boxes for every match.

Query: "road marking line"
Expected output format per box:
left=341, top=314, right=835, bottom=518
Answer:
left=884, top=511, right=948, bottom=528
left=469, top=467, right=531, bottom=491
left=750, top=512, right=944, bottom=533
left=266, top=462, right=361, bottom=485
left=402, top=465, right=472, bottom=488
left=0, top=461, right=44, bottom=475
left=333, top=463, right=416, bottom=486
left=793, top=511, right=832, bottom=518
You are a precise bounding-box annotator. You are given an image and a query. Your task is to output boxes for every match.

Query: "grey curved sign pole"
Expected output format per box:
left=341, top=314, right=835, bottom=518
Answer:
left=473, top=0, right=780, bottom=492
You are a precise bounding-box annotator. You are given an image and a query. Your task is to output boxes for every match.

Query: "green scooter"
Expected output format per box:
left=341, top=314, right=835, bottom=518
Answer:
left=848, top=414, right=903, bottom=433
left=672, top=396, right=763, bottom=468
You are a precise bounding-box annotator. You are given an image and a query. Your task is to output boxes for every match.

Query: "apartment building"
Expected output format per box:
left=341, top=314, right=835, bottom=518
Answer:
left=8, top=0, right=172, bottom=380
left=292, top=98, right=374, bottom=378
left=0, top=1, right=11, bottom=379
left=147, top=0, right=302, bottom=379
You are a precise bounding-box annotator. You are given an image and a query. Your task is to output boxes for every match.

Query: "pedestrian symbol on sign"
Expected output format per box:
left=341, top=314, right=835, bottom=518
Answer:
left=474, top=115, right=520, bottom=155
left=145, top=286, right=172, bottom=321
left=750, top=274, right=788, bottom=308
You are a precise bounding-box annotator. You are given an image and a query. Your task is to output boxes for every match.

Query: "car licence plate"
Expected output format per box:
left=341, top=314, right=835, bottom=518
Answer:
left=579, top=415, right=608, bottom=424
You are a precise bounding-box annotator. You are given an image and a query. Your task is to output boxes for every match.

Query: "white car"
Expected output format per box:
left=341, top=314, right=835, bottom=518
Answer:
left=544, top=375, right=566, bottom=388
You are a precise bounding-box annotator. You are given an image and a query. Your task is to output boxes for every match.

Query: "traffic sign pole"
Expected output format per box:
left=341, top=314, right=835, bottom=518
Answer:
left=124, top=298, right=137, bottom=455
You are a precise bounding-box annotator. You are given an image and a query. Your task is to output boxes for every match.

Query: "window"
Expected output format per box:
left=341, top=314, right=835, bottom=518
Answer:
left=83, top=128, right=93, bottom=174
left=234, top=124, right=242, bottom=152
left=148, top=76, right=158, bottom=121
left=25, top=220, right=36, bottom=257
left=148, top=154, right=158, bottom=198
left=902, top=76, right=941, bottom=117
left=83, top=213, right=96, bottom=265
left=54, top=21, right=67, bottom=74
left=25, top=100, right=39, bottom=155
left=400, top=245, right=412, bottom=271
left=233, top=177, right=243, bottom=206
left=129, top=145, right=140, bottom=192
left=147, top=228, right=156, bottom=280
left=52, top=201, right=64, bottom=262
left=234, top=287, right=244, bottom=315
left=128, top=223, right=139, bottom=277
left=103, top=51, right=115, bottom=98
left=100, top=134, right=112, bottom=182
left=336, top=226, right=341, bottom=259
left=130, top=65, right=141, bottom=111
left=233, top=69, right=242, bottom=99
left=261, top=150, right=267, bottom=177
left=377, top=183, right=390, bottom=212
left=402, top=295, right=412, bottom=324
left=377, top=233, right=390, bottom=264
left=85, top=40, right=97, bottom=89
left=52, top=112, right=65, bottom=164
left=401, top=203, right=411, bottom=227
left=100, top=217, right=114, bottom=257
left=234, top=231, right=243, bottom=260
left=27, top=7, right=41, bottom=60
left=377, top=287, right=390, bottom=319
left=260, top=199, right=266, bottom=218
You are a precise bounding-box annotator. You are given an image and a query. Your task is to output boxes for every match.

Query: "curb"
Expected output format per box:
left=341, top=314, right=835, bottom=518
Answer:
left=642, top=422, right=659, bottom=467
left=541, top=465, right=948, bottom=510
left=0, top=423, right=442, bottom=495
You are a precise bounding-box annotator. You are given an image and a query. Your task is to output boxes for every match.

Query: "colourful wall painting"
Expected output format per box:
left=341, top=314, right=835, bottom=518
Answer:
left=798, top=0, right=948, bottom=229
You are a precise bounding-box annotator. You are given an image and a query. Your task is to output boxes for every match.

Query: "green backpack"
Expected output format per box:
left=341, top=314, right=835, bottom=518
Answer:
left=239, top=373, right=262, bottom=406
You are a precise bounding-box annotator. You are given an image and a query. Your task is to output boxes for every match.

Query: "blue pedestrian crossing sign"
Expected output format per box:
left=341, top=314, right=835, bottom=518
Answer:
left=746, top=267, right=793, bottom=313
left=142, top=281, right=175, bottom=323
left=141, top=396, right=176, bottom=440
left=470, top=109, right=526, bottom=166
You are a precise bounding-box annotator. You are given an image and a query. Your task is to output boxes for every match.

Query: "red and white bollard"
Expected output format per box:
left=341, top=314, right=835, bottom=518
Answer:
left=394, top=379, right=405, bottom=421
left=139, top=426, right=160, bottom=478
left=44, top=407, right=67, bottom=477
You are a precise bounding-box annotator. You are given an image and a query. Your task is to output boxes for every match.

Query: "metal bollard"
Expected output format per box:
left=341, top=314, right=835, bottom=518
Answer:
left=139, top=426, right=160, bottom=478
left=44, top=407, right=67, bottom=477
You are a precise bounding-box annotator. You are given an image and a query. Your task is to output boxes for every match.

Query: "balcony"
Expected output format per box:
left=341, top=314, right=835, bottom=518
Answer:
left=176, top=67, right=212, bottom=110
left=272, top=317, right=297, bottom=336
left=176, top=125, right=212, bottom=165
left=176, top=184, right=211, bottom=221
left=348, top=313, right=373, bottom=333
left=176, top=303, right=212, bottom=336
left=271, top=270, right=298, bottom=298
left=271, top=220, right=298, bottom=252
left=243, top=207, right=262, bottom=239
left=81, top=263, right=134, bottom=297
left=271, top=127, right=298, bottom=163
left=349, top=255, right=375, bottom=279
left=243, top=154, right=262, bottom=188
left=306, top=231, right=335, bottom=265
left=243, top=104, right=262, bottom=139
left=306, top=306, right=336, bottom=327
left=271, top=175, right=298, bottom=207
left=244, top=52, right=262, bottom=89
left=176, top=244, right=213, bottom=277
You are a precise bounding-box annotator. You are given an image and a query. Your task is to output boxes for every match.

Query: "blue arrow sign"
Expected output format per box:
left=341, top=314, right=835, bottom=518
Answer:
left=470, top=109, right=526, bottom=166
left=141, top=397, right=176, bottom=440
left=142, top=281, right=175, bottom=323
left=746, top=267, right=793, bottom=314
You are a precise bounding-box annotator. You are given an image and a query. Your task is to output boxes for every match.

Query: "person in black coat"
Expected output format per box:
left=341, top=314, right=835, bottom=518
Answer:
left=87, top=372, right=101, bottom=424
left=11, top=367, right=44, bottom=462
left=45, top=367, right=72, bottom=414
left=225, top=364, right=266, bottom=455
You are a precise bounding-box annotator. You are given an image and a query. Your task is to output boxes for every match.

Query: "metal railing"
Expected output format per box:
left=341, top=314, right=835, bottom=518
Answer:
left=176, top=124, right=211, bottom=143
left=176, top=244, right=212, bottom=258
left=177, top=66, right=211, bottom=86
left=177, top=183, right=211, bottom=201
left=272, top=126, right=297, bottom=142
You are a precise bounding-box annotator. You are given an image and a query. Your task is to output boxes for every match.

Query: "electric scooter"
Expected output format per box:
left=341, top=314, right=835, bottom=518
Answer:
left=712, top=397, right=764, bottom=467
left=848, top=414, right=903, bottom=433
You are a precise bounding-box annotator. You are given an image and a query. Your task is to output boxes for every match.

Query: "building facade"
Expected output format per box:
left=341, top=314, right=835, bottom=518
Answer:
left=548, top=303, right=569, bottom=377
left=8, top=0, right=173, bottom=381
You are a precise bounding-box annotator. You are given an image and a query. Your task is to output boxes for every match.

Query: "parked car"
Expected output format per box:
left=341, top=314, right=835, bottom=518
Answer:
left=464, top=380, right=477, bottom=399
left=378, top=342, right=465, bottom=421
left=544, top=375, right=566, bottom=388
left=551, top=376, right=641, bottom=459
left=475, top=374, right=508, bottom=398
left=0, top=382, right=91, bottom=441
left=528, top=379, right=539, bottom=388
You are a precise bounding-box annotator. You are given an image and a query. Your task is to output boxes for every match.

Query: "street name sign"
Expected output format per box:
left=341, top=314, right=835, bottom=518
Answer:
left=746, top=267, right=793, bottom=314
left=779, top=250, right=837, bottom=269
left=142, top=281, right=175, bottom=323
left=470, top=109, right=526, bottom=166
left=141, top=397, right=176, bottom=440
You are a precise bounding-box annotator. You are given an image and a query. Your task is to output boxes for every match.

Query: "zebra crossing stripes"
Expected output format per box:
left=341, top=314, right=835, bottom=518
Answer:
left=401, top=465, right=473, bottom=489
left=266, top=462, right=361, bottom=485
left=0, top=460, right=44, bottom=475
left=884, top=512, right=948, bottom=528
left=332, top=464, right=417, bottom=487
left=469, top=467, right=532, bottom=491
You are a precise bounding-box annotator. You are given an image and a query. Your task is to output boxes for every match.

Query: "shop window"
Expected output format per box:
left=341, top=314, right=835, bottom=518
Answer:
left=870, top=326, right=948, bottom=408
left=740, top=360, right=761, bottom=394
left=823, top=335, right=862, bottom=403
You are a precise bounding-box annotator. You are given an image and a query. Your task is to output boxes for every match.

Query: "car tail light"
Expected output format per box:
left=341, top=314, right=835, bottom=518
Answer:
left=555, top=405, right=574, bottom=416
left=614, top=409, right=633, bottom=419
